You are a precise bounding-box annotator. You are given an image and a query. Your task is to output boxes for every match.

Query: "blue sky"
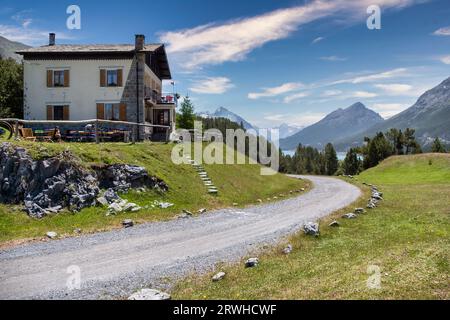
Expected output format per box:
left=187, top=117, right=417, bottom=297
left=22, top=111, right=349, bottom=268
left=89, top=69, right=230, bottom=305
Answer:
left=1, top=0, right=449, bottom=128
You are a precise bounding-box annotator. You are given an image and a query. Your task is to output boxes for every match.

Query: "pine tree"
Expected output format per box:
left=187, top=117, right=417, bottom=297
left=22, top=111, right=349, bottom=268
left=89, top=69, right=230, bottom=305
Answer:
left=431, top=138, right=446, bottom=153
left=324, top=143, right=339, bottom=176
left=177, top=96, right=195, bottom=129
left=343, top=148, right=361, bottom=175
left=0, top=58, right=23, bottom=118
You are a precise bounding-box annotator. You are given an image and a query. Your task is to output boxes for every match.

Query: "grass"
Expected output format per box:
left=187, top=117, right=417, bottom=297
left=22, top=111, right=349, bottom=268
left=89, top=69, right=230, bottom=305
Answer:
left=0, top=140, right=307, bottom=245
left=172, top=153, right=450, bottom=300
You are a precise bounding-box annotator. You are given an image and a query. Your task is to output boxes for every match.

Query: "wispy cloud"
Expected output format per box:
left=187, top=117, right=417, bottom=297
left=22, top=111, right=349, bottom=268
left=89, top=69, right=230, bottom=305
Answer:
left=371, top=103, right=409, bottom=118
left=264, top=111, right=326, bottom=127
left=319, top=55, right=347, bottom=62
left=322, top=89, right=343, bottom=97
left=189, top=77, right=234, bottom=94
left=12, top=9, right=33, bottom=28
left=349, top=91, right=378, bottom=98
left=433, top=26, right=450, bottom=36
left=312, top=36, right=325, bottom=44
left=160, top=0, right=422, bottom=70
left=283, top=92, right=309, bottom=103
left=438, top=55, right=450, bottom=64
left=331, top=68, right=409, bottom=84
left=248, top=82, right=303, bottom=100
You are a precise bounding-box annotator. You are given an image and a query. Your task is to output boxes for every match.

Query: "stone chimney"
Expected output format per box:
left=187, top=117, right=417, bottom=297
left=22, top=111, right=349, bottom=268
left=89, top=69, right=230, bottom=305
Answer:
left=49, top=33, right=56, bottom=46
left=135, top=34, right=145, bottom=51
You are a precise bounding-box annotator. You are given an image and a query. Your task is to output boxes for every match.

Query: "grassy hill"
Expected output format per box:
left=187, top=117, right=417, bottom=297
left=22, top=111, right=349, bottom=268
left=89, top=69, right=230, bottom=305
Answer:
left=173, top=153, right=450, bottom=299
left=0, top=141, right=307, bottom=245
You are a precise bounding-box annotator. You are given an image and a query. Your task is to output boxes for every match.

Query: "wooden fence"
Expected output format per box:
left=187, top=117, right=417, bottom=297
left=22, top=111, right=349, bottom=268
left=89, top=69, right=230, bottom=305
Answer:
left=0, top=118, right=171, bottom=143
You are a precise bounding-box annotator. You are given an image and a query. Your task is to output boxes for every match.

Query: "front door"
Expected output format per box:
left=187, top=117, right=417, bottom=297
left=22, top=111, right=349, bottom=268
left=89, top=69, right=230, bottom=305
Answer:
left=153, top=109, right=170, bottom=133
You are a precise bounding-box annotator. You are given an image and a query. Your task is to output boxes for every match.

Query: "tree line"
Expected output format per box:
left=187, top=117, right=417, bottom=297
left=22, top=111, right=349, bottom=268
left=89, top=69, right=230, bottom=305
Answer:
left=0, top=58, right=23, bottom=119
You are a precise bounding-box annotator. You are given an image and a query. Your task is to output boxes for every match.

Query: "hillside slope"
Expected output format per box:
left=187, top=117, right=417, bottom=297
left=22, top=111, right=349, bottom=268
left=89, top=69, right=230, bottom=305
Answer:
left=0, top=36, right=30, bottom=62
left=280, top=102, right=384, bottom=150
left=0, top=141, right=306, bottom=244
left=174, top=153, right=450, bottom=300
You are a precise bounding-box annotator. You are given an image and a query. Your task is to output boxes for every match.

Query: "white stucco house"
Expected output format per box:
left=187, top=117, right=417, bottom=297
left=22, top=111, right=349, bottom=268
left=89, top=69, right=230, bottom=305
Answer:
left=17, top=33, right=176, bottom=141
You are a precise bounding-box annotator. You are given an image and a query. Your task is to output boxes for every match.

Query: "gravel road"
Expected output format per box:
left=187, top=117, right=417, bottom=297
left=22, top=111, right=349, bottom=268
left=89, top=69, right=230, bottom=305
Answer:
left=0, top=175, right=361, bottom=300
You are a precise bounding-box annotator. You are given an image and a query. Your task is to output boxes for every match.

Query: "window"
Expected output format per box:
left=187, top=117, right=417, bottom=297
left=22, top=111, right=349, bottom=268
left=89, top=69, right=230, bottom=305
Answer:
left=53, top=106, right=64, bottom=120
left=104, top=103, right=120, bottom=121
left=107, top=70, right=118, bottom=87
left=53, top=70, right=65, bottom=87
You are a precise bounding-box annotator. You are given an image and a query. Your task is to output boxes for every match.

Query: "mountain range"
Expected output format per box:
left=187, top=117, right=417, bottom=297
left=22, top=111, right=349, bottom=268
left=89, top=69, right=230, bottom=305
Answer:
left=0, top=36, right=30, bottom=62
left=280, top=102, right=384, bottom=150
left=334, top=77, right=450, bottom=150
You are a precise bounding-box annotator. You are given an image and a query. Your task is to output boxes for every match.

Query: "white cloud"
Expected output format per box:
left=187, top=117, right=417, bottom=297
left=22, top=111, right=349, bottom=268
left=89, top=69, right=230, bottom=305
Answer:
left=433, top=26, right=450, bottom=36
left=283, top=92, right=309, bottom=103
left=374, top=83, right=415, bottom=95
left=439, top=55, right=450, bottom=64
left=189, top=77, right=234, bottom=94
left=350, top=91, right=378, bottom=98
left=312, top=36, right=324, bottom=44
left=332, top=68, right=409, bottom=84
left=319, top=55, right=347, bottom=62
left=160, top=0, right=421, bottom=70
left=248, top=82, right=303, bottom=100
left=371, top=103, right=409, bottom=118
left=264, top=111, right=326, bottom=127
left=0, top=24, right=72, bottom=46
left=322, top=90, right=343, bottom=97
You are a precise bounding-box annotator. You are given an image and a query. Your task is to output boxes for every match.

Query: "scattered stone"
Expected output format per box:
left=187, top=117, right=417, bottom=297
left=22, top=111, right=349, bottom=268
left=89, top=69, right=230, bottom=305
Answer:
left=198, top=208, right=207, bottom=214
left=182, top=210, right=193, bottom=216
left=122, top=219, right=134, bottom=228
left=282, top=244, right=293, bottom=254
left=257, top=199, right=263, bottom=203
left=303, top=222, right=319, bottom=236
left=212, top=272, right=226, bottom=282
left=104, top=188, right=119, bottom=203
left=354, top=208, right=366, bottom=214
left=128, top=289, right=171, bottom=301
left=233, top=203, right=238, bottom=206
left=96, top=196, right=109, bottom=206
left=46, top=231, right=58, bottom=239
left=108, top=202, right=123, bottom=214
left=300, top=188, right=305, bottom=192
left=73, top=228, right=82, bottom=234
left=329, top=220, right=340, bottom=227
left=342, top=213, right=357, bottom=219
left=245, top=258, right=259, bottom=268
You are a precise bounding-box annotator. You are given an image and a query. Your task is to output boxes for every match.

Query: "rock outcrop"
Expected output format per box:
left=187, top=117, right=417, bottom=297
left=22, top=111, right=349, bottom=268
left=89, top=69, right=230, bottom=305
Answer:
left=0, top=143, right=168, bottom=219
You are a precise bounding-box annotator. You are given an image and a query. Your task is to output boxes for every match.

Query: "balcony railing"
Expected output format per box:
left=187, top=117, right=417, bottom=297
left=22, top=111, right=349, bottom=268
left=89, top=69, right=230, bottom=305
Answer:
left=144, top=87, right=177, bottom=105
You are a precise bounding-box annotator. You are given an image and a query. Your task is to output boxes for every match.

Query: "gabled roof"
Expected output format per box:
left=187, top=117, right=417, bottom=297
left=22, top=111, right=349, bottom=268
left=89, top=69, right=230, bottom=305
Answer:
left=17, top=44, right=172, bottom=80
left=16, top=44, right=163, bottom=54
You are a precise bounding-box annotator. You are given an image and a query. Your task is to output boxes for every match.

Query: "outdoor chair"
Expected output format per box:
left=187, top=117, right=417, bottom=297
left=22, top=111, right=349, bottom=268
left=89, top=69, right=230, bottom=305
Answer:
left=20, top=128, right=37, bottom=142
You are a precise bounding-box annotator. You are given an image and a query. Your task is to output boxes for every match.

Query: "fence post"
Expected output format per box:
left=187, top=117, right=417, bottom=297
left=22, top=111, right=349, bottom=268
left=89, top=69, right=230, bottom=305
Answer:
left=132, top=124, right=136, bottom=144
left=95, top=120, right=99, bottom=144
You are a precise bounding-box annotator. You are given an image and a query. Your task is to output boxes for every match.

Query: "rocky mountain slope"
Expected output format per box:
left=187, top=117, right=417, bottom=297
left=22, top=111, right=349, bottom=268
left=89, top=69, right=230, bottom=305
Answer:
left=336, top=77, right=450, bottom=150
left=0, top=36, right=30, bottom=62
left=280, top=102, right=384, bottom=150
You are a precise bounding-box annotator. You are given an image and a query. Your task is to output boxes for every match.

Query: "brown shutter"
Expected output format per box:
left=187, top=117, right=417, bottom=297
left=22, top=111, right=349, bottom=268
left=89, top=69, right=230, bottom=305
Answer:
left=100, top=69, right=106, bottom=87
left=63, top=105, right=70, bottom=120
left=119, top=103, right=127, bottom=121
left=46, top=105, right=53, bottom=120
left=96, top=103, right=105, bottom=119
left=117, top=69, right=123, bottom=87
left=47, top=70, right=53, bottom=87
left=64, top=70, right=70, bottom=87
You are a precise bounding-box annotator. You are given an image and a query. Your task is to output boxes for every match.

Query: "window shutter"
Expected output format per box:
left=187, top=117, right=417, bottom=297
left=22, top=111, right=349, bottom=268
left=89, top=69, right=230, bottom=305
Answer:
left=117, top=69, right=123, bottom=87
left=64, top=70, right=70, bottom=87
left=46, top=105, right=53, bottom=120
left=97, top=103, right=105, bottom=119
left=119, top=103, right=127, bottom=121
left=47, top=70, right=53, bottom=87
left=100, top=69, right=106, bottom=87
left=63, top=105, right=70, bottom=120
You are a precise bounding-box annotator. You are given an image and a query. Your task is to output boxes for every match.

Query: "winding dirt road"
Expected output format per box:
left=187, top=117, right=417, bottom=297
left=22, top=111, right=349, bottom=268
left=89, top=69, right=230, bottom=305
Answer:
left=0, top=175, right=360, bottom=299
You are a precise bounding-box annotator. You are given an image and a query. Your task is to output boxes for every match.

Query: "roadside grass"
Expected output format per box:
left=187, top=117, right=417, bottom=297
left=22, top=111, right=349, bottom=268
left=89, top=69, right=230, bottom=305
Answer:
left=0, top=141, right=306, bottom=245
left=172, top=153, right=450, bottom=300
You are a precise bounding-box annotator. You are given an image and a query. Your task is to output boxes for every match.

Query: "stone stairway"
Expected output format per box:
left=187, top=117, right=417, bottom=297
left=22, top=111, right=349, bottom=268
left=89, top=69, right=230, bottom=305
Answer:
left=185, top=156, right=218, bottom=194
